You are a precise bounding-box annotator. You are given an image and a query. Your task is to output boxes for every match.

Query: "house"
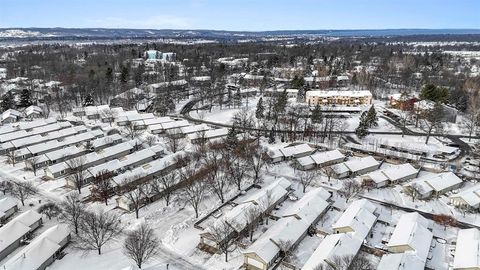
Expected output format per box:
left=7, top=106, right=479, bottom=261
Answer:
left=330, top=156, right=380, bottom=178
left=148, top=120, right=190, bottom=134
left=187, top=128, right=229, bottom=144
left=413, top=100, right=458, bottom=123
left=24, top=105, right=43, bottom=119
left=305, top=90, right=372, bottom=106
left=0, top=122, right=72, bottom=144
left=1, top=224, right=70, bottom=270
left=295, top=150, right=345, bottom=170
left=0, top=118, right=56, bottom=136
left=2, top=109, right=22, bottom=123
left=44, top=140, right=136, bottom=179
left=302, top=199, right=376, bottom=270
left=244, top=188, right=331, bottom=270
left=404, top=172, right=463, bottom=199
left=453, top=228, right=480, bottom=270
left=179, top=124, right=211, bottom=136
left=450, top=184, right=480, bottom=210
left=377, top=212, right=433, bottom=270
left=264, top=88, right=299, bottom=99
left=267, top=143, right=315, bottom=163
left=200, top=179, right=292, bottom=252
left=90, top=134, right=123, bottom=151
left=0, top=210, right=43, bottom=261
left=0, top=197, right=18, bottom=223
left=111, top=151, right=185, bottom=189
left=361, top=163, right=418, bottom=188
left=388, top=93, right=418, bottom=110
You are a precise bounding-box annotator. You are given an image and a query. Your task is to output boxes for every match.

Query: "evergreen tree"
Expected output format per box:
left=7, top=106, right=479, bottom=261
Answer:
left=19, top=89, right=32, bottom=108
left=311, top=104, right=323, bottom=124
left=366, top=106, right=378, bottom=127
left=355, top=111, right=370, bottom=139
left=274, top=90, right=288, bottom=115
left=255, top=98, right=264, bottom=119
left=83, top=94, right=94, bottom=107
left=268, top=128, right=275, bottom=144
left=1, top=92, right=14, bottom=112
left=225, top=125, right=238, bottom=150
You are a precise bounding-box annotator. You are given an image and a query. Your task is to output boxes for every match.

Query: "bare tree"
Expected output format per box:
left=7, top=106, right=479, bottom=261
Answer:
left=144, top=135, right=157, bottom=147
left=420, top=103, right=444, bottom=144
left=208, top=220, right=237, bottom=262
left=60, top=192, right=84, bottom=234
left=124, top=121, right=144, bottom=140
left=463, top=94, right=480, bottom=141
left=243, top=205, right=260, bottom=241
left=204, top=148, right=228, bottom=203
left=0, top=180, right=12, bottom=195
left=11, top=181, right=38, bottom=206
left=100, top=108, right=115, bottom=126
left=38, top=202, right=62, bottom=220
left=25, top=156, right=41, bottom=176
left=66, top=157, right=87, bottom=194
left=339, top=180, right=363, bottom=202
left=123, top=223, right=159, bottom=269
left=165, top=130, right=186, bottom=153
left=150, top=172, right=177, bottom=206
left=245, top=144, right=269, bottom=183
left=223, top=150, right=248, bottom=191
left=122, top=181, right=147, bottom=219
left=181, top=167, right=207, bottom=218
left=77, top=209, right=123, bottom=255
left=91, top=170, right=114, bottom=205
left=404, top=185, right=419, bottom=202
left=322, top=166, right=335, bottom=182
left=6, top=150, right=19, bottom=166
left=298, top=171, right=317, bottom=193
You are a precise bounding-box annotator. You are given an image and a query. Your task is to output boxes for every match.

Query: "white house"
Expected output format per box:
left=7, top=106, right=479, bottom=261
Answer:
left=2, top=109, right=22, bottom=123
left=24, top=105, right=43, bottom=119
left=330, top=156, right=380, bottom=178
left=450, top=184, right=480, bottom=209
left=200, top=179, right=292, bottom=251
left=1, top=224, right=70, bottom=270
left=295, top=149, right=345, bottom=170
left=404, top=172, right=463, bottom=199
left=378, top=212, right=433, bottom=270
left=268, top=143, right=314, bottom=163
left=243, top=188, right=331, bottom=270
left=453, top=228, right=480, bottom=270
left=0, top=197, right=18, bottom=222
left=302, top=199, right=376, bottom=270
left=361, top=163, right=418, bottom=188
left=0, top=210, right=43, bottom=261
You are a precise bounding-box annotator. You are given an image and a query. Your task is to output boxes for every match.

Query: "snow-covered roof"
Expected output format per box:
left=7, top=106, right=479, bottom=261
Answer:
left=246, top=188, right=329, bottom=265
left=179, top=124, right=210, bottom=135
left=387, top=212, right=432, bottom=263
left=301, top=233, right=362, bottom=270
left=343, top=156, right=379, bottom=173
left=2, top=224, right=70, bottom=270
left=91, top=134, right=122, bottom=149
left=111, top=151, right=184, bottom=186
left=149, top=120, right=190, bottom=131
left=2, top=109, right=22, bottom=121
left=0, top=210, right=42, bottom=253
left=363, top=163, right=418, bottom=184
left=377, top=253, right=425, bottom=270
left=407, top=172, right=462, bottom=195
left=306, top=90, right=372, bottom=98
left=187, top=128, right=229, bottom=140
left=88, top=147, right=157, bottom=178
left=453, top=228, right=480, bottom=269
left=0, top=118, right=56, bottom=136
left=0, top=197, right=17, bottom=213
left=208, top=179, right=291, bottom=234
left=24, top=105, right=43, bottom=116
left=450, top=184, right=480, bottom=207
left=310, top=150, right=345, bottom=165
left=332, top=199, right=377, bottom=240
left=278, top=143, right=314, bottom=158
left=37, top=145, right=83, bottom=164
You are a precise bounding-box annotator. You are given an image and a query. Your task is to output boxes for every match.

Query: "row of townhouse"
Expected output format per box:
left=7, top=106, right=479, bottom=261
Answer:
left=244, top=187, right=332, bottom=270
left=301, top=199, right=377, bottom=270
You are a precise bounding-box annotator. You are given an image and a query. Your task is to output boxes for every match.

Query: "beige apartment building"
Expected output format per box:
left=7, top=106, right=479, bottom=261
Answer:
left=305, top=90, right=373, bottom=106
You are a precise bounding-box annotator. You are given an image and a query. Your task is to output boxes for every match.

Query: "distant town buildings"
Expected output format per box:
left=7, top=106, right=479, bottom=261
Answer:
left=144, top=50, right=176, bottom=61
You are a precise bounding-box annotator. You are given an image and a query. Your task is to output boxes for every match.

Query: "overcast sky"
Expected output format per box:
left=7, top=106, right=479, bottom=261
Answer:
left=1, top=0, right=479, bottom=30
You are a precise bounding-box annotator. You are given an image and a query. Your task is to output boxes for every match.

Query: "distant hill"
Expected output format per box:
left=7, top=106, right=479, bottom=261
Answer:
left=1, top=28, right=480, bottom=42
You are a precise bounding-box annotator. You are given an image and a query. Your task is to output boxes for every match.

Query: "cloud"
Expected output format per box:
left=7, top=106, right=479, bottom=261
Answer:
left=87, top=15, right=191, bottom=29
